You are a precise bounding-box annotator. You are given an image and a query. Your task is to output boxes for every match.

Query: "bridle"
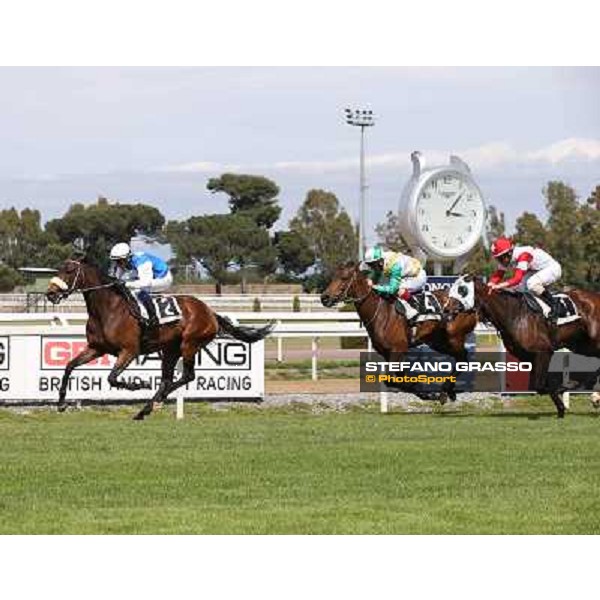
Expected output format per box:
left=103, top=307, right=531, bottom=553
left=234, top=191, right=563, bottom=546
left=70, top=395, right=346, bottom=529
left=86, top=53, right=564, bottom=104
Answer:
left=49, top=260, right=116, bottom=299
left=329, top=268, right=383, bottom=329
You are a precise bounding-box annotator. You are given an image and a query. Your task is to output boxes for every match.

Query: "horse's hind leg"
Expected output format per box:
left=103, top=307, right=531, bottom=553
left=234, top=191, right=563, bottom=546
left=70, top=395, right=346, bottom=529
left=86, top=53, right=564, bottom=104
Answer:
left=107, top=349, right=149, bottom=391
left=134, top=346, right=180, bottom=421
left=160, top=339, right=201, bottom=400
left=531, top=351, right=565, bottom=418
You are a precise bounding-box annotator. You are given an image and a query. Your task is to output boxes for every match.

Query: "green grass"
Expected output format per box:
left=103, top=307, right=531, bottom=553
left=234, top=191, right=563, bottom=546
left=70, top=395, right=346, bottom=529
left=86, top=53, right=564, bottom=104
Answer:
left=266, top=359, right=360, bottom=380
left=1, top=399, right=600, bottom=534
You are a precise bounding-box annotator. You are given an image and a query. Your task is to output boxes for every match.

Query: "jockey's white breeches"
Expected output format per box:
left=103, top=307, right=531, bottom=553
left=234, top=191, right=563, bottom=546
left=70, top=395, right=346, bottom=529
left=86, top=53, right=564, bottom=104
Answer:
left=518, top=260, right=562, bottom=295
left=399, top=268, right=427, bottom=294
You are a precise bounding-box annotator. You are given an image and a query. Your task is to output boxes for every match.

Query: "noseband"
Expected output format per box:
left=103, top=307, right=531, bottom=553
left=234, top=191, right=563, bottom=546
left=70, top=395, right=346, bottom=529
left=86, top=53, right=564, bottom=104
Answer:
left=334, top=270, right=372, bottom=305
left=330, top=269, right=383, bottom=328
left=50, top=260, right=115, bottom=299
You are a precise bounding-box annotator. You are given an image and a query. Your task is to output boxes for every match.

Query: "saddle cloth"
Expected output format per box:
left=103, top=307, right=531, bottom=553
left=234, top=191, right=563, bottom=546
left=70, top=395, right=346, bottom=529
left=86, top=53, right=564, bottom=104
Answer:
left=527, top=292, right=580, bottom=325
left=136, top=295, right=182, bottom=325
left=395, top=291, right=442, bottom=323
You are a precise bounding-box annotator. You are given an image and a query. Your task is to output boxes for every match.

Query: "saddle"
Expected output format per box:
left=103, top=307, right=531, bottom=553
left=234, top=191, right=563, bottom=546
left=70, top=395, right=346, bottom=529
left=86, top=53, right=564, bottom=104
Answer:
left=520, top=291, right=580, bottom=325
left=394, top=291, right=443, bottom=323
left=118, top=284, right=182, bottom=326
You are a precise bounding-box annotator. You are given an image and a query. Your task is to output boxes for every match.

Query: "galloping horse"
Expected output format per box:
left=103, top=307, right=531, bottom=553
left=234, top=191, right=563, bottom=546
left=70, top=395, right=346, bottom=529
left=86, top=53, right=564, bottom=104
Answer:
left=46, top=255, right=273, bottom=420
left=444, top=275, right=600, bottom=417
left=321, top=263, right=477, bottom=402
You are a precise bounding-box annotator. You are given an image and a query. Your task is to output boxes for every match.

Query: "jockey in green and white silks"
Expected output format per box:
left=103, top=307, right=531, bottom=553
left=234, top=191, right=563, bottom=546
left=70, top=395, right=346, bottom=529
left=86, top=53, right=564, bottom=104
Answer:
left=362, top=246, right=427, bottom=302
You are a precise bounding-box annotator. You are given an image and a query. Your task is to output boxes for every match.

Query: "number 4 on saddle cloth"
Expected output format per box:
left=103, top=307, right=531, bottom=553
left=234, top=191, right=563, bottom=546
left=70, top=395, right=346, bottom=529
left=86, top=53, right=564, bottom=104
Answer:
left=135, top=294, right=182, bottom=325
left=394, top=291, right=442, bottom=323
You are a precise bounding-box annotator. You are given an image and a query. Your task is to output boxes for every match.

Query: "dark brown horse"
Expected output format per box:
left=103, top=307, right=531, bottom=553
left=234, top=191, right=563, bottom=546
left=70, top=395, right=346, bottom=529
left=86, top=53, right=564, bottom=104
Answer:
left=443, top=275, right=600, bottom=417
left=46, top=256, right=273, bottom=420
left=321, top=263, right=478, bottom=402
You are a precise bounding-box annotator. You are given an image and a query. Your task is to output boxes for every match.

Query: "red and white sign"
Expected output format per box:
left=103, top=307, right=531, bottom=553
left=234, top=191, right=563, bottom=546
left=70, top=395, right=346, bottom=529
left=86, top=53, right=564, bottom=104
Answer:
left=0, top=333, right=264, bottom=403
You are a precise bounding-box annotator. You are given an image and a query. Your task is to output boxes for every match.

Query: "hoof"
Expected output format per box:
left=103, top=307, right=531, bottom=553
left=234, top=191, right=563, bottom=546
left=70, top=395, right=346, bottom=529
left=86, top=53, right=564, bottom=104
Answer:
left=132, top=412, right=145, bottom=421
left=557, top=412, right=565, bottom=419
left=57, top=402, right=68, bottom=413
left=438, top=392, right=447, bottom=406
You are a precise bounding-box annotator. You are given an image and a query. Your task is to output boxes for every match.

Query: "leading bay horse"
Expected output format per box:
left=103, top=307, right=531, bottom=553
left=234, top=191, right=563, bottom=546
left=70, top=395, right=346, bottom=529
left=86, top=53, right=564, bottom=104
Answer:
left=46, top=256, right=273, bottom=420
left=320, top=263, right=478, bottom=402
left=443, top=275, right=600, bottom=417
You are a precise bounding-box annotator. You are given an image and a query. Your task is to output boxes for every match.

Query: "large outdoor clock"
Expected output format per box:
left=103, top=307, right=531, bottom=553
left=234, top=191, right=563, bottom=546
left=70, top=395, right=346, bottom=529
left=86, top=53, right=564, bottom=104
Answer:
left=398, top=151, right=486, bottom=262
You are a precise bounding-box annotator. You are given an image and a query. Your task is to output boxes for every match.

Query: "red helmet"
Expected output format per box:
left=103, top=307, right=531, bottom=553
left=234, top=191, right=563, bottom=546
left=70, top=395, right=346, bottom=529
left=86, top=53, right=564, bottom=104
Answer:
left=491, top=237, right=513, bottom=258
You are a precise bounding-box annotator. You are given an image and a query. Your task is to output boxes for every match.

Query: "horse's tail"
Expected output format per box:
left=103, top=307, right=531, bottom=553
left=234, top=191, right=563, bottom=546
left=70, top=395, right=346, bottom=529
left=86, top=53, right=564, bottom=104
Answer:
left=215, top=314, right=274, bottom=343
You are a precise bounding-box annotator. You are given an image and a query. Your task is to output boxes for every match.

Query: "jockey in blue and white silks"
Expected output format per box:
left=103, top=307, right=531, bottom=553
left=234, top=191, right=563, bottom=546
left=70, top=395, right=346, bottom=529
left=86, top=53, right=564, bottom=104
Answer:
left=109, top=242, right=173, bottom=327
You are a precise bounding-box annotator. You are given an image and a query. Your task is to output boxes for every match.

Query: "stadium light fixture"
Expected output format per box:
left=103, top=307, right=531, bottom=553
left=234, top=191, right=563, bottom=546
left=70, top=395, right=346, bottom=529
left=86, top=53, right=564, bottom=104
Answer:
left=344, top=107, right=376, bottom=261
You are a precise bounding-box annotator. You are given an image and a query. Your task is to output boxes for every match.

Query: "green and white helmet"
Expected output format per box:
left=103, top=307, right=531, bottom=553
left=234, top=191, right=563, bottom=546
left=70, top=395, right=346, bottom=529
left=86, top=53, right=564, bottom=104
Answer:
left=364, top=246, right=384, bottom=264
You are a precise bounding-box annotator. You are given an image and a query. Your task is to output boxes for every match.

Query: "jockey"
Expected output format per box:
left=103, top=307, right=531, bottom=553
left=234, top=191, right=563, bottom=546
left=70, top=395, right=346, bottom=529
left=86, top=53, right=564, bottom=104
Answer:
left=362, top=246, right=427, bottom=308
left=109, top=242, right=173, bottom=329
left=487, top=236, right=561, bottom=323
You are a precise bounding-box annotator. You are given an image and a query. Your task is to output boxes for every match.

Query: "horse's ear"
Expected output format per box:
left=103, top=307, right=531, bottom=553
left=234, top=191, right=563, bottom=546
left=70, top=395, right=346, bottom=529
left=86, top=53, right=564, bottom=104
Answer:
left=463, top=274, right=474, bottom=282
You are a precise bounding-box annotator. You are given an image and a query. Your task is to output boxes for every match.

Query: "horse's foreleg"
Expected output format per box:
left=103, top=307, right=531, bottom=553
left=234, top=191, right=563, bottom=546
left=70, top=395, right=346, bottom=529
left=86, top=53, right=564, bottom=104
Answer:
left=58, top=347, right=102, bottom=412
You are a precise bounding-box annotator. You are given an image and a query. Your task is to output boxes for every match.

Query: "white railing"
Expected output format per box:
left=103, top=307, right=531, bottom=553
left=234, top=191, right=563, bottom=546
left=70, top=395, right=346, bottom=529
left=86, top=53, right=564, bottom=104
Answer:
left=0, top=311, right=580, bottom=415
left=0, top=293, right=329, bottom=313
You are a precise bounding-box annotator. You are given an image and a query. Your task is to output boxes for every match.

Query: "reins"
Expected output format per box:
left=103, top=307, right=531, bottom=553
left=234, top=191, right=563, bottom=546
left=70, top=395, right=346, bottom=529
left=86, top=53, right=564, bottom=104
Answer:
left=335, top=268, right=384, bottom=329
left=51, top=260, right=117, bottom=299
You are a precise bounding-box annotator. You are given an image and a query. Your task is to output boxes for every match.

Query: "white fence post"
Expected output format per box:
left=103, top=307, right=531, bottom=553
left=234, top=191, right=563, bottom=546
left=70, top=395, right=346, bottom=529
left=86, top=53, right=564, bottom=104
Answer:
left=276, top=320, right=283, bottom=363
left=380, top=389, right=389, bottom=413
left=175, top=359, right=184, bottom=420
left=561, top=349, right=570, bottom=410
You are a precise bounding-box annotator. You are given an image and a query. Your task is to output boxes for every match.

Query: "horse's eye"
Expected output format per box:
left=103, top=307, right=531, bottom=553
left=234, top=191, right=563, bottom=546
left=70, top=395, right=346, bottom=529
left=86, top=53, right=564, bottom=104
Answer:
left=458, top=285, right=468, bottom=297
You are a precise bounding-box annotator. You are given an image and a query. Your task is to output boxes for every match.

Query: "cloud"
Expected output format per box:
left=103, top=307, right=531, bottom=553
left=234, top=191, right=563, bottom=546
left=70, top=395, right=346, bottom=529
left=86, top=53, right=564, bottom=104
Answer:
left=525, top=138, right=600, bottom=163
left=156, top=137, right=600, bottom=176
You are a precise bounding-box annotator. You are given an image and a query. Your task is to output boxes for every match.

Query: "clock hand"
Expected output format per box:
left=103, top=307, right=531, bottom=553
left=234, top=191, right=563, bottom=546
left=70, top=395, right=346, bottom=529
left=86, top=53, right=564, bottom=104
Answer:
left=446, top=192, right=464, bottom=216
left=448, top=211, right=466, bottom=217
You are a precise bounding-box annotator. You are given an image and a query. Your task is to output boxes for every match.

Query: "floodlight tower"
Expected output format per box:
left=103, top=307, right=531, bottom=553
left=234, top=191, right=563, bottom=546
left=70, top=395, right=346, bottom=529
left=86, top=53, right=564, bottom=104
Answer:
left=344, top=107, right=375, bottom=261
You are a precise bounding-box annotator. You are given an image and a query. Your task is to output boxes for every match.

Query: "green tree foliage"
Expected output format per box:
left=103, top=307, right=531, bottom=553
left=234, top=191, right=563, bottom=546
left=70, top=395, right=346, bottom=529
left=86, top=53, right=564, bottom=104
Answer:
left=579, top=185, right=600, bottom=289
left=374, top=211, right=411, bottom=253
left=166, top=213, right=276, bottom=294
left=273, top=230, right=315, bottom=277
left=289, top=189, right=357, bottom=278
left=544, top=181, right=585, bottom=287
left=463, top=205, right=505, bottom=276
left=207, top=173, right=281, bottom=229
left=0, top=208, right=63, bottom=268
left=46, top=197, right=165, bottom=270
left=0, top=208, right=70, bottom=286
left=513, top=212, right=547, bottom=246
left=0, top=263, right=23, bottom=292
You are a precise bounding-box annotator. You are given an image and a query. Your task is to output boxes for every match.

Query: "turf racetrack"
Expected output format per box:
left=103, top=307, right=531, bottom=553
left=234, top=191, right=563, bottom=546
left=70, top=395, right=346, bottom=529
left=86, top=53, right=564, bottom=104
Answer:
left=1, top=399, right=599, bottom=534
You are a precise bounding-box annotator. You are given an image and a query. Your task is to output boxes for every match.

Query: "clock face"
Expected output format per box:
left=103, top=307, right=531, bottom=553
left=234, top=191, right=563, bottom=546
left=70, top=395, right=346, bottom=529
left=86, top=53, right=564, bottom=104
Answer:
left=414, top=170, right=485, bottom=258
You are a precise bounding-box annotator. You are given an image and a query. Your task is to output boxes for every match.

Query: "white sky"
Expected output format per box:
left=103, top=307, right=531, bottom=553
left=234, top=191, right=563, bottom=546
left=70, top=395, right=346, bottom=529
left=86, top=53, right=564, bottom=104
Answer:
left=0, top=67, right=598, bottom=246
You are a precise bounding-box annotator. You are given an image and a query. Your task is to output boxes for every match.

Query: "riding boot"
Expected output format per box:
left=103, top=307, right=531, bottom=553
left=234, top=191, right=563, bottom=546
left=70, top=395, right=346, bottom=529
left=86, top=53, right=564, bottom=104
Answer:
left=138, top=292, right=159, bottom=346
left=540, top=289, right=559, bottom=349
left=540, top=289, right=559, bottom=325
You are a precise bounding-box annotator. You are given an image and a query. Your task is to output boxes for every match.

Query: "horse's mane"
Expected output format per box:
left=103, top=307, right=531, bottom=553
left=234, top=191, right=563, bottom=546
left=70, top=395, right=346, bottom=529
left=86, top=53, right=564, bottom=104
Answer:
left=482, top=283, right=534, bottom=324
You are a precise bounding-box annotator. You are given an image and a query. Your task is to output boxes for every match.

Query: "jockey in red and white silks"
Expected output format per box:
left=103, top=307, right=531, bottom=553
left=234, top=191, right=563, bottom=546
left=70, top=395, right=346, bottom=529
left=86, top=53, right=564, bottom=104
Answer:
left=487, top=236, right=561, bottom=322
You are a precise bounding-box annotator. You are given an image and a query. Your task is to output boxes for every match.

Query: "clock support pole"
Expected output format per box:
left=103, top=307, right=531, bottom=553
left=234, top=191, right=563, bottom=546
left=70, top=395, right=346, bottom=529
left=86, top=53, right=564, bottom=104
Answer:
left=433, top=261, right=443, bottom=276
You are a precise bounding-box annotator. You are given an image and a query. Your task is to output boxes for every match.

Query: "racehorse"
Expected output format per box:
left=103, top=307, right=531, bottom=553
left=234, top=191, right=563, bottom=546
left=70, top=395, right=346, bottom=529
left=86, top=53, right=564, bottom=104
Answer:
left=320, top=263, right=478, bottom=402
left=443, top=275, right=600, bottom=417
left=45, top=255, right=273, bottom=420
